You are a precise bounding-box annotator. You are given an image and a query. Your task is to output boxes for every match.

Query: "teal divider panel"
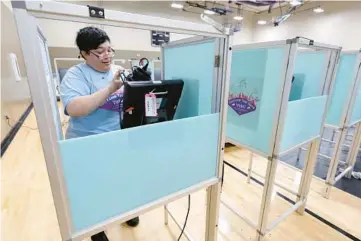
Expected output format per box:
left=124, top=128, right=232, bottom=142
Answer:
left=349, top=87, right=361, bottom=125
left=289, top=51, right=328, bottom=101
left=280, top=96, right=327, bottom=153
left=164, top=40, right=215, bottom=119
left=227, top=46, right=287, bottom=156
left=59, top=114, right=220, bottom=232
left=326, top=53, right=358, bottom=127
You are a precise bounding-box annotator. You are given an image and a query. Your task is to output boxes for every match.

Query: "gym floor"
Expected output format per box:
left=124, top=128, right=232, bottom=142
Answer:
left=280, top=128, right=361, bottom=198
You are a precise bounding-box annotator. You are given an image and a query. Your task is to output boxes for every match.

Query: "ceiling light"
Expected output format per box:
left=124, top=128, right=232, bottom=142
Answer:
left=234, top=16, right=244, bottom=21
left=257, top=20, right=267, bottom=25
left=171, top=3, right=183, bottom=9
left=290, top=0, right=302, bottom=6
left=313, top=7, right=324, bottom=13
left=204, top=9, right=216, bottom=15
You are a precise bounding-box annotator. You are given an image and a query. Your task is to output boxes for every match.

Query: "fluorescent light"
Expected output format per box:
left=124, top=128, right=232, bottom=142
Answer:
left=290, top=0, right=302, bottom=6
left=171, top=3, right=183, bottom=9
left=313, top=7, right=324, bottom=13
left=234, top=15, right=244, bottom=21
left=204, top=9, right=216, bottom=15
left=257, top=20, right=267, bottom=25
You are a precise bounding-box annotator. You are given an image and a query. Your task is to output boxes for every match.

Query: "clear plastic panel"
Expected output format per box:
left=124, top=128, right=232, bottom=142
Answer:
left=227, top=46, right=287, bottom=156
left=349, top=85, right=361, bottom=126
left=289, top=51, right=328, bottom=101
left=59, top=114, right=220, bottom=232
left=164, top=40, right=216, bottom=118
left=280, top=96, right=327, bottom=153
left=326, top=53, right=358, bottom=127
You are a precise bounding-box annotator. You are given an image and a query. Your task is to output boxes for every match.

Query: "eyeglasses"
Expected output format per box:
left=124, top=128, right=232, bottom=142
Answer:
left=90, top=48, right=115, bottom=60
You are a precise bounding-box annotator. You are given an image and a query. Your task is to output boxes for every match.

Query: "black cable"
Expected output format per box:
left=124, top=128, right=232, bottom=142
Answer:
left=177, top=195, right=191, bottom=241
left=6, top=116, right=38, bottom=130
left=5, top=116, right=68, bottom=131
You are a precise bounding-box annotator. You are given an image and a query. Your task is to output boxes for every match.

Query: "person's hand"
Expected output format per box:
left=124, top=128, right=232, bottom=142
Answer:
left=108, top=68, right=124, bottom=93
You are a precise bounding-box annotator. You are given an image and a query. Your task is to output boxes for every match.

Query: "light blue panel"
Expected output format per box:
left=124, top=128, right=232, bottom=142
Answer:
left=280, top=96, right=327, bottom=153
left=326, top=54, right=358, bottom=127
left=227, top=47, right=286, bottom=156
left=164, top=40, right=215, bottom=118
left=289, top=51, right=327, bottom=101
left=59, top=114, right=219, bottom=232
left=350, top=88, right=361, bottom=125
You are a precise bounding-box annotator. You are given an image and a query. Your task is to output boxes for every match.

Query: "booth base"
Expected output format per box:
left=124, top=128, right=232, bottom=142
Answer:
left=224, top=146, right=361, bottom=240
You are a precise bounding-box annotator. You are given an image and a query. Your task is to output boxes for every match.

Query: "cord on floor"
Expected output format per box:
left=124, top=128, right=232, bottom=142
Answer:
left=5, top=116, right=38, bottom=130
left=5, top=115, right=68, bottom=131
left=177, top=195, right=191, bottom=241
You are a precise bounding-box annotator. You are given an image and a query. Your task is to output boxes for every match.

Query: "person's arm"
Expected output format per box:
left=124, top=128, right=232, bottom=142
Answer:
left=60, top=67, right=123, bottom=118
left=65, top=80, right=121, bottom=117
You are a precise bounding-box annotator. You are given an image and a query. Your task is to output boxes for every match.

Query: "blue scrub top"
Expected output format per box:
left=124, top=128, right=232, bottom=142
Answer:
left=60, top=63, right=123, bottom=139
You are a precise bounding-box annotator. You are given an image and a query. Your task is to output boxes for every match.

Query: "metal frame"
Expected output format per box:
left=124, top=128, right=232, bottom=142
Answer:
left=53, top=58, right=84, bottom=87
left=23, top=1, right=224, bottom=38
left=37, top=27, right=64, bottom=140
left=12, top=1, right=231, bottom=240
left=296, top=50, right=361, bottom=198
left=13, top=7, right=73, bottom=240
left=162, top=34, right=232, bottom=241
left=164, top=205, right=195, bottom=241
left=223, top=38, right=341, bottom=240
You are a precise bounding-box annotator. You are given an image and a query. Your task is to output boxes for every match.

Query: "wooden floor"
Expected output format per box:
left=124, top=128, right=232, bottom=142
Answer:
left=1, top=109, right=360, bottom=241
left=225, top=146, right=361, bottom=240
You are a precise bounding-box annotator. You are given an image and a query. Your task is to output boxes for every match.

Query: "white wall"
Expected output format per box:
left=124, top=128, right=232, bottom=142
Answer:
left=252, top=1, right=361, bottom=50
left=1, top=1, right=32, bottom=140
left=37, top=1, right=255, bottom=51
left=38, top=18, right=193, bottom=51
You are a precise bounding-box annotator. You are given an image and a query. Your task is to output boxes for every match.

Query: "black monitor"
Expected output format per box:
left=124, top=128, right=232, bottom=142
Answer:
left=121, top=79, right=184, bottom=129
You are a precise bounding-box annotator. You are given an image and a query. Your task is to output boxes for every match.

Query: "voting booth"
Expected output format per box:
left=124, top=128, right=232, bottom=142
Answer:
left=12, top=1, right=232, bottom=240
left=316, top=50, right=361, bottom=198
left=223, top=38, right=341, bottom=239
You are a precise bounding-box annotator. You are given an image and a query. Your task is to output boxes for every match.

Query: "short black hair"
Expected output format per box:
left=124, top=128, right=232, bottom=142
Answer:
left=76, top=26, right=110, bottom=52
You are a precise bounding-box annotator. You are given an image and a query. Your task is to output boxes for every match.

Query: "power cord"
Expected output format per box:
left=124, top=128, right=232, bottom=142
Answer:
left=5, top=116, right=38, bottom=130
left=5, top=115, right=68, bottom=131
left=177, top=195, right=191, bottom=241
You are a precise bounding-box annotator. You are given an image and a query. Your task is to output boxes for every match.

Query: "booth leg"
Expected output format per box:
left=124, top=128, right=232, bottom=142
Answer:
left=205, top=183, right=221, bottom=241
left=296, top=139, right=320, bottom=214
left=164, top=205, right=168, bottom=225
left=345, top=123, right=361, bottom=179
left=256, top=157, right=278, bottom=241
left=324, top=128, right=347, bottom=198
left=331, top=129, right=336, bottom=142
left=296, top=147, right=302, bottom=162
left=247, top=152, right=253, bottom=184
left=221, top=162, right=225, bottom=189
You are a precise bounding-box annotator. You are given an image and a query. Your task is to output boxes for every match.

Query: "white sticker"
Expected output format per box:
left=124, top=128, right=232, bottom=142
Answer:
left=145, top=93, right=157, bottom=117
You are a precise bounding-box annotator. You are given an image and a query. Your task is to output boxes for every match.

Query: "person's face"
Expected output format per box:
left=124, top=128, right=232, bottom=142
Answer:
left=82, top=41, right=115, bottom=72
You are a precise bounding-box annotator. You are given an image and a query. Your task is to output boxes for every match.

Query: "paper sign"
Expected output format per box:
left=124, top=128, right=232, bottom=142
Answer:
left=145, top=93, right=157, bottom=117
